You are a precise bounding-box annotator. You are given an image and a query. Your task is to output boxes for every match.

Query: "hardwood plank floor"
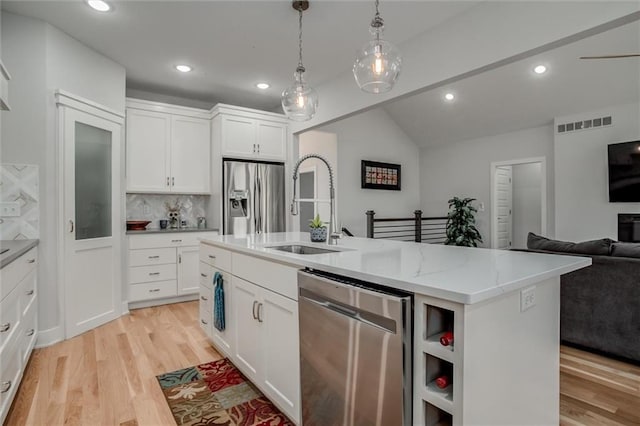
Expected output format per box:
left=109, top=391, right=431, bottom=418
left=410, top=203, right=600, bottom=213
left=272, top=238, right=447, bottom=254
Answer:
left=5, top=302, right=639, bottom=425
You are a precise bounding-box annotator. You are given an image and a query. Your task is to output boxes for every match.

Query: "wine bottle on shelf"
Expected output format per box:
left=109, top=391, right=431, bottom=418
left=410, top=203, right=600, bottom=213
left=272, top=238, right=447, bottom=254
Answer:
left=439, top=331, right=454, bottom=347
left=435, top=375, right=450, bottom=389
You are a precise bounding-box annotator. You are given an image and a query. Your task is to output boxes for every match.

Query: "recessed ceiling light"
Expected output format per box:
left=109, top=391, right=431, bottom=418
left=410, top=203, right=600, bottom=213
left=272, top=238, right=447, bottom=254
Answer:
left=86, top=0, right=111, bottom=12
left=256, top=83, right=270, bottom=90
left=175, top=65, right=192, bottom=73
left=444, top=93, right=455, bottom=101
left=533, top=65, right=547, bottom=74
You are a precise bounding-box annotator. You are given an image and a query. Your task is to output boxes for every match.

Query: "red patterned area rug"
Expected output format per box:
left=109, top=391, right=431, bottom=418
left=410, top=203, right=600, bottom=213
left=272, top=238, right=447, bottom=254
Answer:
left=156, top=358, right=293, bottom=426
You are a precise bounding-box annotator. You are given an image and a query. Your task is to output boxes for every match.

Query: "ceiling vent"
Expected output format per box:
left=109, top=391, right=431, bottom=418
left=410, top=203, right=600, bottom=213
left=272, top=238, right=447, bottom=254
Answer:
left=557, top=115, right=612, bottom=134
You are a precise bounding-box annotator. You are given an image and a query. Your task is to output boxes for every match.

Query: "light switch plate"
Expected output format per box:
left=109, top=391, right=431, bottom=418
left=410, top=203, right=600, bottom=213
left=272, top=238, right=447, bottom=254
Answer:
left=521, top=286, right=536, bottom=312
left=0, top=201, right=21, bottom=217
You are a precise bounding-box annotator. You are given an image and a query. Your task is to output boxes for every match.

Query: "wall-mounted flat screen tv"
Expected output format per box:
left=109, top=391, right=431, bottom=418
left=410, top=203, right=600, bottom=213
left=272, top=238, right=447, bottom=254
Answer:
left=608, top=140, right=640, bottom=202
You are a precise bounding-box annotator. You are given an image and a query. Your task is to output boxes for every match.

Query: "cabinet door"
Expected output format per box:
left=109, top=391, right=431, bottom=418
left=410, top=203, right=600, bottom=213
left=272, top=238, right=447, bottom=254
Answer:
left=126, top=109, right=170, bottom=192
left=209, top=267, right=234, bottom=357
left=177, top=246, right=200, bottom=295
left=261, top=289, right=300, bottom=423
left=221, top=116, right=256, bottom=159
left=256, top=121, right=286, bottom=161
left=231, top=277, right=262, bottom=382
left=170, top=116, right=210, bottom=193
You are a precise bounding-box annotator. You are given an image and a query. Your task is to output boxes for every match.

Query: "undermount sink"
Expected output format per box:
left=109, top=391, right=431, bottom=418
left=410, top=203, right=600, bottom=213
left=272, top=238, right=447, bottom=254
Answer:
left=0, top=248, right=9, bottom=255
left=266, top=244, right=341, bottom=255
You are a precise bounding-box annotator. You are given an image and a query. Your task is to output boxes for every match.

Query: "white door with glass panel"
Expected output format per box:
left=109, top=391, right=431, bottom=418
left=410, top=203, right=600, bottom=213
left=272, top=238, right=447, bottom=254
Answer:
left=495, top=166, right=513, bottom=250
left=61, top=104, right=123, bottom=338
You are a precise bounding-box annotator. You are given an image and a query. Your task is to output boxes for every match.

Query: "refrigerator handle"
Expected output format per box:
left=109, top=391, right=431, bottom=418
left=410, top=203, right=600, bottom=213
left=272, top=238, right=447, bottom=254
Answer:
left=256, top=173, right=263, bottom=233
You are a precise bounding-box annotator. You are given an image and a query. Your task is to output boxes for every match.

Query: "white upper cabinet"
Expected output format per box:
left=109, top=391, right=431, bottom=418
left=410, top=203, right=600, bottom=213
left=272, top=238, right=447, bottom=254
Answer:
left=126, top=99, right=211, bottom=194
left=214, top=104, right=288, bottom=162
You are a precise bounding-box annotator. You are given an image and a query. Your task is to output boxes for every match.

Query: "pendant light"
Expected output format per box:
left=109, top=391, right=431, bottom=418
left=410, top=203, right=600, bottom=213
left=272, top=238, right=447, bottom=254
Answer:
left=353, top=0, right=402, bottom=94
left=281, top=1, right=318, bottom=121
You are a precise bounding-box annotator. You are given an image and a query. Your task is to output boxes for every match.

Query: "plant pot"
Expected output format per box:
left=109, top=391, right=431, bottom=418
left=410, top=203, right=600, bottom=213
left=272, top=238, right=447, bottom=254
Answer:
left=310, top=227, right=327, bottom=242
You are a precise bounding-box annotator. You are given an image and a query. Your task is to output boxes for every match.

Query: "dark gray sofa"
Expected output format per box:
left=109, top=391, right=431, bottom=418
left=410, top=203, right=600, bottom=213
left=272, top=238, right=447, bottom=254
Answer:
left=522, top=233, right=640, bottom=364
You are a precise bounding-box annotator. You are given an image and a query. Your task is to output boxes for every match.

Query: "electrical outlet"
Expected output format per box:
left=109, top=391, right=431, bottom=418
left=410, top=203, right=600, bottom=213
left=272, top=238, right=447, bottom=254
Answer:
left=143, top=203, right=150, bottom=215
left=0, top=202, right=21, bottom=217
left=521, top=286, right=536, bottom=312
left=478, top=202, right=485, bottom=212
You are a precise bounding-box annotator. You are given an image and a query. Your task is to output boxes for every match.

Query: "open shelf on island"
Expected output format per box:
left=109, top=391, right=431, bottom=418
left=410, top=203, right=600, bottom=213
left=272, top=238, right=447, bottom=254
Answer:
left=423, top=354, right=454, bottom=413
left=424, top=401, right=453, bottom=426
left=424, top=305, right=454, bottom=352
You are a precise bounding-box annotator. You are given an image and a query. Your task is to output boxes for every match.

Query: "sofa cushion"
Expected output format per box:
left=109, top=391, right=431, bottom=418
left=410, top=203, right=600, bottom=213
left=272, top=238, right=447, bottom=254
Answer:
left=611, top=242, right=640, bottom=259
left=527, top=232, right=614, bottom=256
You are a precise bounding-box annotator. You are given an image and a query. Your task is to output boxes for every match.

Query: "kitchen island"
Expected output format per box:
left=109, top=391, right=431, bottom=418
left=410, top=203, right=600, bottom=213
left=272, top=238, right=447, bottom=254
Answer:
left=199, top=232, right=590, bottom=425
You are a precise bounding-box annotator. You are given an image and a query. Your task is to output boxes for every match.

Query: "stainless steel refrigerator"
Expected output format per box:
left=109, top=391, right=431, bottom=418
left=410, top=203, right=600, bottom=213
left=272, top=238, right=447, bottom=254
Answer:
left=223, top=160, right=286, bottom=235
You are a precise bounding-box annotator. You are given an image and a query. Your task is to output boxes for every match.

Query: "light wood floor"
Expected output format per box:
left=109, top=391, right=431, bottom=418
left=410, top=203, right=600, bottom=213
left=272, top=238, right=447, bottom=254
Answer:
left=5, top=302, right=640, bottom=425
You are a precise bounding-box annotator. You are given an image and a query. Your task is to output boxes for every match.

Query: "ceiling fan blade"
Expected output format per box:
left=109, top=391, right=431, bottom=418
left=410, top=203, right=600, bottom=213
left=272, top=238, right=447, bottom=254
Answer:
left=580, top=54, right=640, bottom=59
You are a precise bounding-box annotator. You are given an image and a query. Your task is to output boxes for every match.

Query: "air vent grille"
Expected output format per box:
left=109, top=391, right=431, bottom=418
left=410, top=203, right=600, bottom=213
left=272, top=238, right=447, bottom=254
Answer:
left=557, top=116, right=612, bottom=134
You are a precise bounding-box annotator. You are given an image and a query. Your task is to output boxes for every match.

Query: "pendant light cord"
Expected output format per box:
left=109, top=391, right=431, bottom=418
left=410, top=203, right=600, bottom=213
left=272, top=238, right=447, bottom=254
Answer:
left=297, top=7, right=305, bottom=72
left=372, top=0, right=383, bottom=43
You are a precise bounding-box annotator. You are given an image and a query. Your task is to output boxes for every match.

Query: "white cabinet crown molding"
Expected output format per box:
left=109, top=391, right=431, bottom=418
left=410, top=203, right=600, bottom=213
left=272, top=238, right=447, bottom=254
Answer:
left=126, top=97, right=211, bottom=119
left=211, top=103, right=288, bottom=124
left=55, top=90, right=125, bottom=122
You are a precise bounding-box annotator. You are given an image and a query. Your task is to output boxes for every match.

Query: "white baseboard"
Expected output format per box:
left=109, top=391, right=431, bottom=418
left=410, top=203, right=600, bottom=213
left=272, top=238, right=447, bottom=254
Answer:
left=35, top=326, right=64, bottom=349
left=128, top=293, right=198, bottom=310
left=122, top=301, right=130, bottom=316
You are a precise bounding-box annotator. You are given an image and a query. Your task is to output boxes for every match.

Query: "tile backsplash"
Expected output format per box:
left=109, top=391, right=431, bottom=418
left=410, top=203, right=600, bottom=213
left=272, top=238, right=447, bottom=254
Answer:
left=0, top=164, right=40, bottom=240
left=126, top=194, right=207, bottom=229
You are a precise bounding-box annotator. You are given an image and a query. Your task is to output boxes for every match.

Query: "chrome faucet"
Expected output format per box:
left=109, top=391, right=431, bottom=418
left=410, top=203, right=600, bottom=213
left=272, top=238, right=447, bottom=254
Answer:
left=291, top=154, right=341, bottom=245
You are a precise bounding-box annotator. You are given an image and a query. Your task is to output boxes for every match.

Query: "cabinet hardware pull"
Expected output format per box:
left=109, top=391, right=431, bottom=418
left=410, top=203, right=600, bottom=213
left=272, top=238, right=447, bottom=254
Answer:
left=257, top=303, right=264, bottom=323
left=172, top=177, right=175, bottom=186
left=201, top=296, right=208, bottom=301
left=257, top=144, right=260, bottom=154
left=166, top=177, right=170, bottom=186
left=148, top=255, right=160, bottom=259
left=27, top=259, right=36, bottom=264
left=0, top=381, right=11, bottom=393
left=178, top=254, right=182, bottom=264
left=172, top=239, right=182, bottom=243
left=253, top=143, right=256, bottom=153
left=208, top=255, right=216, bottom=259
left=149, top=288, right=160, bottom=293
left=26, top=329, right=35, bottom=336
left=0, top=323, right=10, bottom=333
left=26, top=289, right=34, bottom=296
left=252, top=301, right=258, bottom=320
left=201, top=319, right=208, bottom=325
left=200, top=273, right=207, bottom=277
left=69, top=220, right=74, bottom=233
left=148, top=272, right=160, bottom=276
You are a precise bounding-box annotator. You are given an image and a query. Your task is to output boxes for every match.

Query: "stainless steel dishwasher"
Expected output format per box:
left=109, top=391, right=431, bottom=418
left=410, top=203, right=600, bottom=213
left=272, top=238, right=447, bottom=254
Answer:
left=298, top=269, right=412, bottom=426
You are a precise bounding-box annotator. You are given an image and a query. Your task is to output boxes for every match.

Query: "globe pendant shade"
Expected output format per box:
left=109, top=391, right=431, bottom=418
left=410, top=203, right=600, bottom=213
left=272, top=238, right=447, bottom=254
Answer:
left=353, top=38, right=402, bottom=94
left=281, top=71, right=318, bottom=121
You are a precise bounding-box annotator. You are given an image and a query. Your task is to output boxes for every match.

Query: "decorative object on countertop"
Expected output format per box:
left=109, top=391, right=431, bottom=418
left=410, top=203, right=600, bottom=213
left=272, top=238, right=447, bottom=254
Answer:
left=309, top=214, right=327, bottom=242
left=197, top=216, right=206, bottom=229
left=281, top=0, right=318, bottom=122
left=361, top=160, right=401, bottom=191
left=157, top=358, right=292, bottom=426
left=445, top=197, right=482, bottom=247
left=159, top=219, right=168, bottom=229
left=126, top=194, right=205, bottom=229
left=126, top=220, right=151, bottom=231
left=165, top=199, right=183, bottom=229
left=0, top=164, right=39, bottom=240
left=353, top=0, right=402, bottom=94
left=213, top=272, right=225, bottom=331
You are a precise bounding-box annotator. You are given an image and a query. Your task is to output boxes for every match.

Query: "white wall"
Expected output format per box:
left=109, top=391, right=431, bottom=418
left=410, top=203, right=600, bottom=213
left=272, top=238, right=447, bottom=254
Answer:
left=512, top=163, right=542, bottom=249
left=1, top=12, right=126, bottom=339
left=555, top=102, right=640, bottom=242
left=419, top=125, right=554, bottom=248
left=319, top=108, right=421, bottom=237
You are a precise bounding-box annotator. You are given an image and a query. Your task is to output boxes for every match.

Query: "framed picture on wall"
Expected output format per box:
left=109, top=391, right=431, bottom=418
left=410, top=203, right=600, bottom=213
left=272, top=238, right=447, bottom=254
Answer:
left=361, top=160, right=401, bottom=191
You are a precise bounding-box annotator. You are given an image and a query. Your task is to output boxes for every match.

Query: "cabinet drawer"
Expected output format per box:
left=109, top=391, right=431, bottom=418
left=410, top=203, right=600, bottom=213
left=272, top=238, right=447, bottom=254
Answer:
left=200, top=285, right=213, bottom=314
left=0, top=342, right=21, bottom=423
left=20, top=300, right=37, bottom=365
left=200, top=244, right=231, bottom=272
left=129, top=232, right=218, bottom=249
left=199, top=262, right=213, bottom=289
left=129, top=264, right=176, bottom=284
left=129, top=280, right=177, bottom=302
left=199, top=303, right=212, bottom=336
left=129, top=247, right=176, bottom=266
left=19, top=270, right=37, bottom=317
left=232, top=253, right=298, bottom=300
left=0, top=287, right=21, bottom=354
left=1, top=247, right=37, bottom=301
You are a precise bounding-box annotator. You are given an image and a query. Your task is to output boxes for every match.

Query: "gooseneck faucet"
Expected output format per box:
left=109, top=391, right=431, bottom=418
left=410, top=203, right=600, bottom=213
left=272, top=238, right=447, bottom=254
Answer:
left=291, top=154, right=341, bottom=245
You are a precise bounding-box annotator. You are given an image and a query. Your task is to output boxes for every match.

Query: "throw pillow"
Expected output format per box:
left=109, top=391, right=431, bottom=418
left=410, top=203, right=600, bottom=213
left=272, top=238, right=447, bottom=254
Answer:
left=526, top=232, right=614, bottom=256
left=611, top=242, right=640, bottom=259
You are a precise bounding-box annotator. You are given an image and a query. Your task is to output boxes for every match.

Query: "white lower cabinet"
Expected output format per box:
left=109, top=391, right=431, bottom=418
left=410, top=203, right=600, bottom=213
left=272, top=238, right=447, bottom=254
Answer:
left=178, top=246, right=200, bottom=295
left=231, top=277, right=263, bottom=380
left=199, top=262, right=234, bottom=356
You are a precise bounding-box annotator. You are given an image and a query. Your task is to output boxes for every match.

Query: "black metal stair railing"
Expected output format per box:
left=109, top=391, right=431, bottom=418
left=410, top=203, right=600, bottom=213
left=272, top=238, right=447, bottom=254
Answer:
left=366, top=210, right=447, bottom=244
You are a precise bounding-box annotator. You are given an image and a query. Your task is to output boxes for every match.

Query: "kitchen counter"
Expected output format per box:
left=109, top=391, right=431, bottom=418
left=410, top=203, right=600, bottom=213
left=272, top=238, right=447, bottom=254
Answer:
left=0, top=239, right=39, bottom=269
left=126, top=227, right=219, bottom=235
left=200, top=232, right=590, bottom=304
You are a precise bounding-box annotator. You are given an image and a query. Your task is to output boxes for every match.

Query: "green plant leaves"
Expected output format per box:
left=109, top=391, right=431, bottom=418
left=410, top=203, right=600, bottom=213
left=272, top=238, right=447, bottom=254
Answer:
left=444, top=196, right=483, bottom=247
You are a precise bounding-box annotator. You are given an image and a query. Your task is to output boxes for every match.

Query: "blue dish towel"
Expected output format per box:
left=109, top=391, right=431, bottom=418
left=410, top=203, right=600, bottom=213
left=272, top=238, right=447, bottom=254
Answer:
left=213, top=272, right=225, bottom=331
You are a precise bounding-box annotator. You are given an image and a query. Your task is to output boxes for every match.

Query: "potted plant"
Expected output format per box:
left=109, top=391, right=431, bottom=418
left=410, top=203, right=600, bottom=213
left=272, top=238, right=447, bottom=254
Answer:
left=309, top=214, right=327, bottom=242
left=445, top=197, right=483, bottom=247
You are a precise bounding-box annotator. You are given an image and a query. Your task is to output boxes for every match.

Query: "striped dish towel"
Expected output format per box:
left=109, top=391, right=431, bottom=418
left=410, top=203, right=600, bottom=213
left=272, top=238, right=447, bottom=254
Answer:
left=213, top=272, right=225, bottom=331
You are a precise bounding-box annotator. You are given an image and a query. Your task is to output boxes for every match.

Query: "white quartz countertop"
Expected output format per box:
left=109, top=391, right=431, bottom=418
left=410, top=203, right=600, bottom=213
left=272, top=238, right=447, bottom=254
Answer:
left=200, top=232, right=591, bottom=305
